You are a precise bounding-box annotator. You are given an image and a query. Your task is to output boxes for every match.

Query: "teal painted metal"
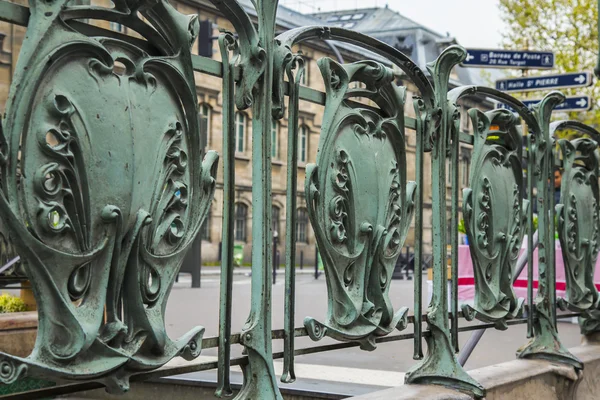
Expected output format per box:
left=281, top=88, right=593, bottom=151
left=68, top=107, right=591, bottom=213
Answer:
left=282, top=54, right=304, bottom=384
left=207, top=0, right=283, bottom=397
left=216, top=30, right=237, bottom=398
left=450, top=98, right=460, bottom=353
left=556, top=138, right=599, bottom=312
left=0, top=0, right=600, bottom=398
left=412, top=96, right=427, bottom=361
left=304, top=58, right=414, bottom=349
left=552, top=121, right=600, bottom=335
left=516, top=93, right=582, bottom=370
left=461, top=109, right=528, bottom=329
left=404, top=46, right=485, bottom=398
left=0, top=0, right=218, bottom=392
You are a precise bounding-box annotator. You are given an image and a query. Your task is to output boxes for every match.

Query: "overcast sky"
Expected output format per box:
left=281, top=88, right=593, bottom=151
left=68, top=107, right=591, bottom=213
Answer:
left=280, top=0, right=504, bottom=48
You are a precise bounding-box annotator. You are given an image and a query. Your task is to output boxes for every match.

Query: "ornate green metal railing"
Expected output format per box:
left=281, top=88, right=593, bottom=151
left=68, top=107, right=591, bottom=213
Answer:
left=0, top=0, right=597, bottom=399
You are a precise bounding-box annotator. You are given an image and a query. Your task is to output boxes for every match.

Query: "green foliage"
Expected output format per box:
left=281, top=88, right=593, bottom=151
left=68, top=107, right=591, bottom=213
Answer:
left=0, top=293, right=27, bottom=313
left=458, top=219, right=467, bottom=234
left=499, top=0, right=599, bottom=130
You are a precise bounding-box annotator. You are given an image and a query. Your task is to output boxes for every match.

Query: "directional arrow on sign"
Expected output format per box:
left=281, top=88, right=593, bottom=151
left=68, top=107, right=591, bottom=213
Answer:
left=462, top=49, right=554, bottom=69
left=496, top=72, right=593, bottom=93
left=576, top=98, right=588, bottom=108
left=497, top=95, right=592, bottom=113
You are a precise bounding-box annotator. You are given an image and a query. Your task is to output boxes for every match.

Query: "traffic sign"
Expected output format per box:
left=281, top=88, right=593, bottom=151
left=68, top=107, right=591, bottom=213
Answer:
left=497, top=95, right=592, bottom=113
left=462, top=49, right=554, bottom=69
left=496, top=72, right=592, bottom=92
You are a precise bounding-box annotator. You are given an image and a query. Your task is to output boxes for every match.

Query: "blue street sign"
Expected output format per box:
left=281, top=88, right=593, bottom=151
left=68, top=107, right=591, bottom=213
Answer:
left=496, top=72, right=592, bottom=92
left=497, top=95, right=592, bottom=113
left=462, top=49, right=554, bottom=69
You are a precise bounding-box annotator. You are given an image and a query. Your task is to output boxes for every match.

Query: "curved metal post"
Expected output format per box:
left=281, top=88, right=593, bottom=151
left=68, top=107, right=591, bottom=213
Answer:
left=404, top=45, right=484, bottom=398
left=216, top=30, right=238, bottom=398
left=516, top=92, right=582, bottom=370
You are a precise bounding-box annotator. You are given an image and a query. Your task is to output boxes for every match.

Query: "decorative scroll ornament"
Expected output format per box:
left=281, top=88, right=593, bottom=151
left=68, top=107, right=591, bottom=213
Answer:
left=462, top=109, right=529, bottom=330
left=304, top=58, right=415, bottom=350
left=405, top=46, right=484, bottom=398
left=551, top=120, right=600, bottom=335
left=0, top=0, right=218, bottom=391
left=516, top=93, right=582, bottom=370
left=556, top=138, right=600, bottom=314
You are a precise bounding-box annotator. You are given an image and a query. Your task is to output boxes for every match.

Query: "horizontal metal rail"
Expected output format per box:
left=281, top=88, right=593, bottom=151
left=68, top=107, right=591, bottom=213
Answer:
left=0, top=1, right=594, bottom=399
left=0, top=311, right=582, bottom=399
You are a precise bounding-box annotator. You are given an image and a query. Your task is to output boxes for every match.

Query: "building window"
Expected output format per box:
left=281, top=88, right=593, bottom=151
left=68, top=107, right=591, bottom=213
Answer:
left=235, top=112, right=246, bottom=153
left=301, top=61, right=308, bottom=86
left=200, top=103, right=212, bottom=146
left=299, top=125, right=308, bottom=163
left=461, top=156, right=471, bottom=186
left=235, top=203, right=248, bottom=242
left=201, top=209, right=211, bottom=241
left=271, top=120, right=279, bottom=159
left=272, top=206, right=280, bottom=236
left=297, top=208, right=308, bottom=243
left=110, top=22, right=124, bottom=33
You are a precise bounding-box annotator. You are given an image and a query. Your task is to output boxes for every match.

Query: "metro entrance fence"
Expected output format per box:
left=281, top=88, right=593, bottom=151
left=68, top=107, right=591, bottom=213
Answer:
left=0, top=0, right=597, bottom=399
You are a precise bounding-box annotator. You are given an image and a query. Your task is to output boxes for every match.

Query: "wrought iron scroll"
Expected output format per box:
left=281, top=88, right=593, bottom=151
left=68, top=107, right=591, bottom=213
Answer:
left=0, top=0, right=218, bottom=392
left=404, top=46, right=484, bottom=398
left=552, top=121, right=600, bottom=335
left=516, top=93, right=582, bottom=370
left=0, top=0, right=599, bottom=396
left=275, top=23, right=437, bottom=370
left=461, top=109, right=528, bottom=329
left=304, top=58, right=415, bottom=350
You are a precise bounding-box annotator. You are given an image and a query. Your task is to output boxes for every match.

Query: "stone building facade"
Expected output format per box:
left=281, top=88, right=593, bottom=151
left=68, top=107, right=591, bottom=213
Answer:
left=0, top=1, right=490, bottom=266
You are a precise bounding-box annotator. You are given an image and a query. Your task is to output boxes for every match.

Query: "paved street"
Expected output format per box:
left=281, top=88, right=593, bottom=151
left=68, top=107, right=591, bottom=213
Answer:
left=166, top=272, right=582, bottom=374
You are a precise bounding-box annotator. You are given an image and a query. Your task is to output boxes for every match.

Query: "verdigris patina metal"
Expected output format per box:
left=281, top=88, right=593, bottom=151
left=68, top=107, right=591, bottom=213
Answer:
left=516, top=93, right=582, bottom=370
left=461, top=109, right=528, bottom=329
left=0, top=0, right=598, bottom=397
left=207, top=0, right=282, bottom=397
left=303, top=58, right=415, bottom=350
left=556, top=138, right=599, bottom=313
left=404, top=46, right=485, bottom=398
left=552, top=121, right=600, bottom=335
left=0, top=0, right=217, bottom=392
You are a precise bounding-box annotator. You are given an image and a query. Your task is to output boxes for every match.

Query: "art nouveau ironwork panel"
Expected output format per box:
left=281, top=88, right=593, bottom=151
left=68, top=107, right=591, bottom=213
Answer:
left=514, top=93, right=582, bottom=370
left=553, top=121, right=600, bottom=335
left=0, top=0, right=218, bottom=391
left=303, top=58, right=415, bottom=350
left=0, top=0, right=598, bottom=399
left=404, top=47, right=484, bottom=398
left=461, top=109, right=528, bottom=329
left=557, top=138, right=599, bottom=314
